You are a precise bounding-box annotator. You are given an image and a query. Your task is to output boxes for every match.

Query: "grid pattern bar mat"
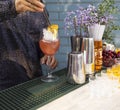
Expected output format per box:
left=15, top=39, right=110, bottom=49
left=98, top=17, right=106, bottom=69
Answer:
left=0, top=68, right=88, bottom=110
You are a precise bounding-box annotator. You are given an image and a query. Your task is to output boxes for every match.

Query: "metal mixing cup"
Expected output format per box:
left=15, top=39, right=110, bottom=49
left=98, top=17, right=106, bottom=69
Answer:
left=83, top=37, right=95, bottom=75
left=67, top=52, right=86, bottom=84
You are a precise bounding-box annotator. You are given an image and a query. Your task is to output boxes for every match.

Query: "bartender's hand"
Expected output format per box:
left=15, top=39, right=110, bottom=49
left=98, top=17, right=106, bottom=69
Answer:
left=15, top=0, right=45, bottom=13
left=40, top=55, right=58, bottom=69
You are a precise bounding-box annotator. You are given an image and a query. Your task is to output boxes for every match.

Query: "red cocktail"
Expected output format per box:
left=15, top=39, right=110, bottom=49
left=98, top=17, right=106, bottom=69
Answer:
left=40, top=39, right=60, bottom=56
left=39, top=24, right=60, bottom=82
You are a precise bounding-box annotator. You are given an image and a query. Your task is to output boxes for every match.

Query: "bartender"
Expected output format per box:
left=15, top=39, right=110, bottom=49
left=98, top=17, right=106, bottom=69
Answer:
left=0, top=0, right=57, bottom=91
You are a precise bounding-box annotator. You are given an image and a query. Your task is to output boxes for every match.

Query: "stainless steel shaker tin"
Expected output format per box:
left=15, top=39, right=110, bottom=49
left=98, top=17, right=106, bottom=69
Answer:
left=83, top=37, right=95, bottom=75
left=67, top=52, right=86, bottom=84
left=83, top=37, right=94, bottom=64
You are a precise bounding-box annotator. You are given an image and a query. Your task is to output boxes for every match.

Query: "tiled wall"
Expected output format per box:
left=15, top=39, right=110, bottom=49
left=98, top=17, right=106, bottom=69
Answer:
left=43, top=0, right=120, bottom=72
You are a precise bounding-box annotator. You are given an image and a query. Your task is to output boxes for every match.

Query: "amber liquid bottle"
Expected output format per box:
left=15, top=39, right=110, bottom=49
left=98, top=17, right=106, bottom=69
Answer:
left=94, top=40, right=103, bottom=71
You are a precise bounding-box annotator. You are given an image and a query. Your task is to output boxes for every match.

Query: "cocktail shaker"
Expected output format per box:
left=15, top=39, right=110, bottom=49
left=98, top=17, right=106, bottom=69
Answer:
left=71, top=36, right=95, bottom=75
left=83, top=37, right=95, bottom=75
left=67, top=52, right=86, bottom=84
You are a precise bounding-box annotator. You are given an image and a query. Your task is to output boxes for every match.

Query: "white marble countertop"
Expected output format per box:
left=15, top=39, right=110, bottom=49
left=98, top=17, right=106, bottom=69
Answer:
left=37, top=73, right=120, bottom=110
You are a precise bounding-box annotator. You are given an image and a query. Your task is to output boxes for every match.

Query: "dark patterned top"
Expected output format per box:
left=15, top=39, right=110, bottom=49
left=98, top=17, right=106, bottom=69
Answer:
left=0, top=0, right=48, bottom=79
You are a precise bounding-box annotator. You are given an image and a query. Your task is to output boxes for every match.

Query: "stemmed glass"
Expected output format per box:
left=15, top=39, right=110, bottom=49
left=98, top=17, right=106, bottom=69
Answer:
left=39, top=25, right=60, bottom=82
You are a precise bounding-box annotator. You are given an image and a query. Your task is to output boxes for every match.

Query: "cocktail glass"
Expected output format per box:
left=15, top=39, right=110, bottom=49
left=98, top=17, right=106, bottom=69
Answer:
left=39, top=26, right=60, bottom=82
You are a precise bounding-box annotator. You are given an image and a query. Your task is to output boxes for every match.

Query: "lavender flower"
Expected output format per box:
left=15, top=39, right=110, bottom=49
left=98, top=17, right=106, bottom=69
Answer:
left=64, top=4, right=113, bottom=36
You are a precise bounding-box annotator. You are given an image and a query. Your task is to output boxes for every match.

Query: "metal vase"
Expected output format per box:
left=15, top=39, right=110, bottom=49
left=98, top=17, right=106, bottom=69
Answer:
left=70, top=36, right=84, bottom=52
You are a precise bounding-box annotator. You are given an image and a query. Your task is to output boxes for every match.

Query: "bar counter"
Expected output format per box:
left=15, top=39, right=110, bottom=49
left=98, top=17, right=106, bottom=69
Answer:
left=37, top=73, right=120, bottom=110
left=0, top=68, right=120, bottom=110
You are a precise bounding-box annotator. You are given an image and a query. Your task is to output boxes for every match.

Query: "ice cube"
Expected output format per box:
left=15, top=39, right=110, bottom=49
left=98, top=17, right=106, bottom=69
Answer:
left=43, top=29, right=57, bottom=41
